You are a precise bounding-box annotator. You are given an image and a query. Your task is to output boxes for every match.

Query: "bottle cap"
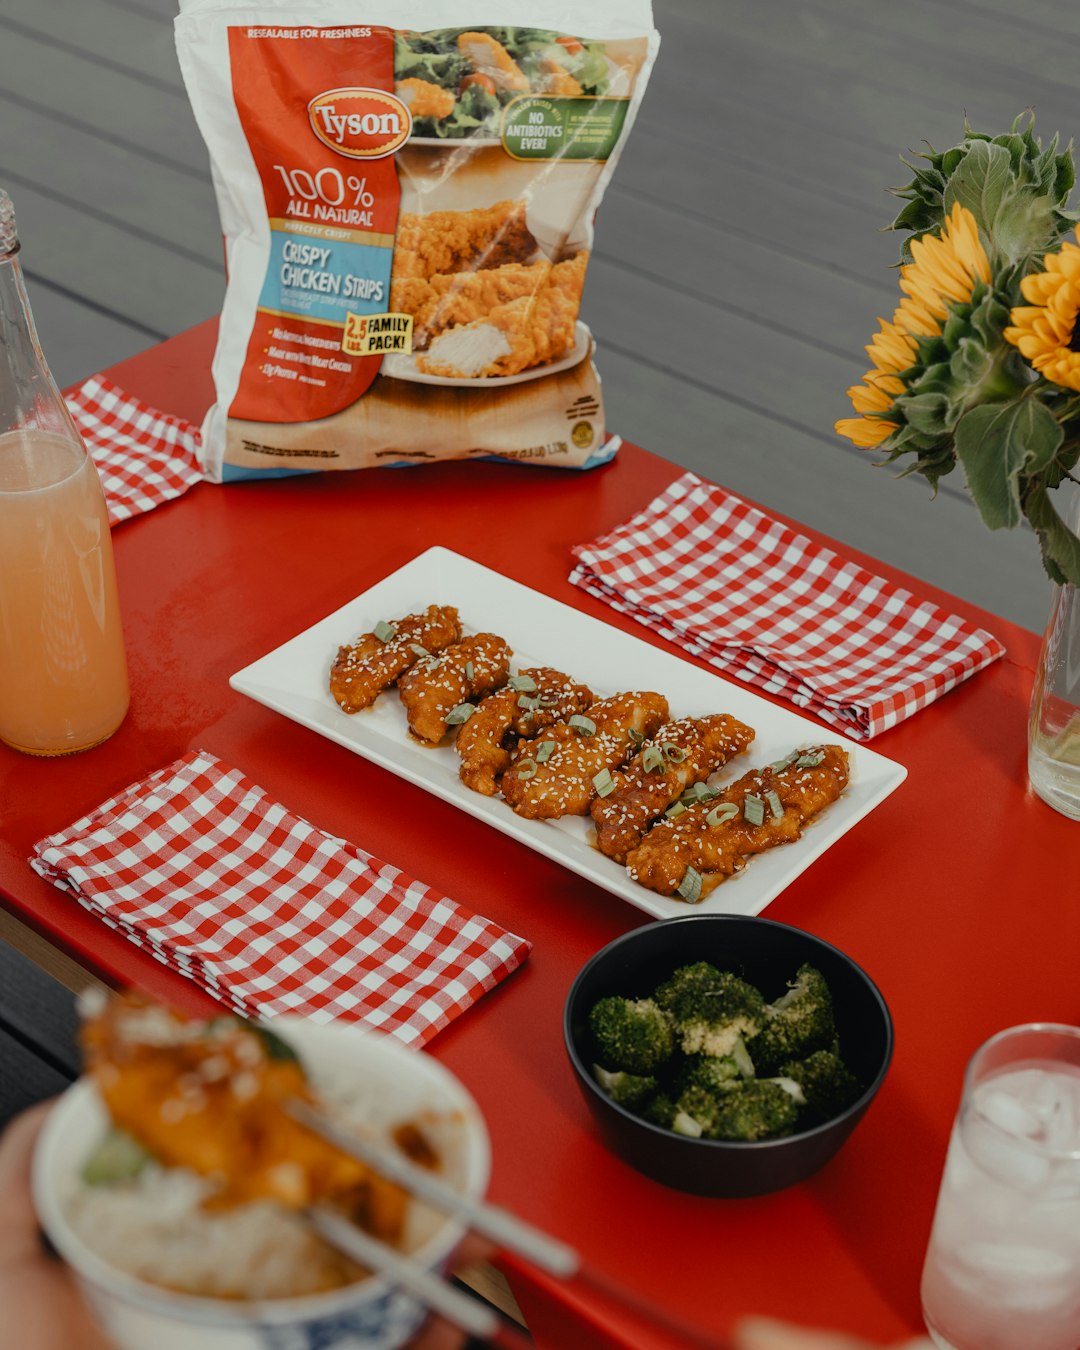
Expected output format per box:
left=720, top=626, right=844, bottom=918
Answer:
left=0, top=190, right=18, bottom=256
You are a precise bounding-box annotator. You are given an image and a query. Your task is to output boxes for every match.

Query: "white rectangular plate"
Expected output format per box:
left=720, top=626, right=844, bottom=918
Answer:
left=230, top=547, right=907, bottom=920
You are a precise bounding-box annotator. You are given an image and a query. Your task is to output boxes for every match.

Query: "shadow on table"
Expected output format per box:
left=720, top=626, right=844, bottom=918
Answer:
left=804, top=1081, right=941, bottom=1331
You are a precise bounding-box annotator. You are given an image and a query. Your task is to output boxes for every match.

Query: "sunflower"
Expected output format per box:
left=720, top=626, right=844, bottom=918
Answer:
left=836, top=203, right=992, bottom=447
left=1004, top=232, right=1080, bottom=392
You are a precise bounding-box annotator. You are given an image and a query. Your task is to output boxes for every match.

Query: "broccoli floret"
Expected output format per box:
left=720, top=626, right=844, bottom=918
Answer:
left=591, top=1063, right=658, bottom=1109
left=780, top=1049, right=862, bottom=1121
left=588, top=995, right=675, bottom=1074
left=640, top=1093, right=678, bottom=1130
left=678, top=1037, right=755, bottom=1096
left=748, top=964, right=836, bottom=1072
left=675, top=1079, right=801, bottom=1141
left=654, top=962, right=764, bottom=1059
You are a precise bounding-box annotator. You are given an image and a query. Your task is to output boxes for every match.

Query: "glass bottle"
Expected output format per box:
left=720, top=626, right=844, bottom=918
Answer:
left=0, top=189, right=129, bottom=755
left=1027, top=479, right=1080, bottom=820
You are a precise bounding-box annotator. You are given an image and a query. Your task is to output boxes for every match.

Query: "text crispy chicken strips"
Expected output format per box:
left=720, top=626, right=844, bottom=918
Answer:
left=82, top=994, right=412, bottom=1238
left=626, top=746, right=850, bottom=901
left=329, top=605, right=461, bottom=715
left=455, top=666, right=594, bottom=795
left=501, top=691, right=669, bottom=820
left=590, top=714, right=756, bottom=864
left=398, top=632, right=512, bottom=745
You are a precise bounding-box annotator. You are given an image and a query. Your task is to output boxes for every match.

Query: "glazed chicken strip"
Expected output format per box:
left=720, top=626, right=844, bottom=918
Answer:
left=590, top=714, right=756, bottom=864
left=455, top=666, right=594, bottom=796
left=501, top=691, right=669, bottom=820
left=398, top=632, right=512, bottom=745
left=626, top=745, right=850, bottom=900
left=81, top=995, right=412, bottom=1238
left=329, top=605, right=461, bottom=715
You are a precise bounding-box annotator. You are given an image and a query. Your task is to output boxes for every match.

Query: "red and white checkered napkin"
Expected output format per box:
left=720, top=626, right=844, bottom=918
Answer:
left=66, top=375, right=203, bottom=525
left=30, top=751, right=530, bottom=1046
left=569, top=471, right=1005, bottom=740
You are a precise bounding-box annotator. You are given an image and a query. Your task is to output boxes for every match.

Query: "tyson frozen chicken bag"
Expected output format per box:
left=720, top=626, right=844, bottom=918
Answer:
left=175, top=2, right=659, bottom=480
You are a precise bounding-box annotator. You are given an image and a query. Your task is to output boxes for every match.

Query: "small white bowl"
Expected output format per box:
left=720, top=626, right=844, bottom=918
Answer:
left=33, top=1017, right=490, bottom=1350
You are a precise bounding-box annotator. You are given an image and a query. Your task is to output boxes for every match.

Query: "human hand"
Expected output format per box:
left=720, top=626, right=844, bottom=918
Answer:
left=0, top=1101, right=117, bottom=1350
left=733, top=1316, right=933, bottom=1350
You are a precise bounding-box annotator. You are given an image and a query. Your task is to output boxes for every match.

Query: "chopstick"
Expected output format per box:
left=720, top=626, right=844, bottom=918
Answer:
left=306, top=1207, right=531, bottom=1348
left=289, top=1098, right=579, bottom=1278
left=291, top=1100, right=725, bottom=1350
left=308, top=1205, right=498, bottom=1338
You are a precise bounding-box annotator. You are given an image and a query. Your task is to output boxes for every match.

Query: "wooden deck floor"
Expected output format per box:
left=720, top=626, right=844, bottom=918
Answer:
left=3, top=0, right=1080, bottom=1119
left=4, top=0, right=1079, bottom=631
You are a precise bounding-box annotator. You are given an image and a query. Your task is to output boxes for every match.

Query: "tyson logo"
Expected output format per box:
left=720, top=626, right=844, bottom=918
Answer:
left=307, top=88, right=412, bottom=160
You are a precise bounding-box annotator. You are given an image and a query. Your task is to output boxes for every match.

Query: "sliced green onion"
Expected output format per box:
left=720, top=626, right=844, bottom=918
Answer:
left=796, top=749, right=826, bottom=768
left=508, top=674, right=537, bottom=693
left=539, top=694, right=560, bottom=709
left=592, top=768, right=615, bottom=797
left=535, top=740, right=556, bottom=764
left=515, top=758, right=538, bottom=781
left=641, top=745, right=665, bottom=774
left=408, top=643, right=428, bottom=658
left=569, top=715, right=596, bottom=737
left=743, top=795, right=765, bottom=826
left=765, top=789, right=784, bottom=821
left=464, top=660, right=475, bottom=683
left=373, top=619, right=397, bottom=643
left=665, top=801, right=687, bottom=820
left=517, top=693, right=542, bottom=712
left=706, top=802, right=740, bottom=827
left=680, top=782, right=719, bottom=806
left=677, top=867, right=703, bottom=904
left=769, top=752, right=798, bottom=770
left=662, top=743, right=686, bottom=764
left=628, top=728, right=645, bottom=745
left=446, top=703, right=476, bottom=725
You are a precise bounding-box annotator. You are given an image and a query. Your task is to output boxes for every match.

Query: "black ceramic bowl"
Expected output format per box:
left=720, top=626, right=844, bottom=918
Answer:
left=563, top=914, right=893, bottom=1197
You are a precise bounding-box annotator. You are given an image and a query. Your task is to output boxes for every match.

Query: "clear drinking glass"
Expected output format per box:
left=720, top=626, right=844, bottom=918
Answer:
left=1028, top=480, right=1080, bottom=820
left=920, top=1024, right=1080, bottom=1350
left=0, top=189, right=129, bottom=755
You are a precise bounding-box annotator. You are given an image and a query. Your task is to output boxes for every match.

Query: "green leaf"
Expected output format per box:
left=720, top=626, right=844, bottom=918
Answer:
left=969, top=293, right=1011, bottom=348
left=889, top=198, right=938, bottom=233
left=898, top=392, right=952, bottom=435
left=949, top=338, right=994, bottom=386
left=1024, top=481, right=1080, bottom=586
left=943, top=140, right=1014, bottom=240
left=954, top=399, right=1063, bottom=529
left=994, top=192, right=1064, bottom=265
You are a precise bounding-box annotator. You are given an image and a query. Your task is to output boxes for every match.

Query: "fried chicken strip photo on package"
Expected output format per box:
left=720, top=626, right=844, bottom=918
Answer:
left=455, top=666, right=594, bottom=795
left=626, top=746, right=850, bottom=900
left=501, top=691, right=669, bottom=820
left=416, top=252, right=588, bottom=379
left=398, top=632, right=512, bottom=745
left=329, top=605, right=461, bottom=714
left=591, top=714, right=756, bottom=863
left=389, top=200, right=537, bottom=283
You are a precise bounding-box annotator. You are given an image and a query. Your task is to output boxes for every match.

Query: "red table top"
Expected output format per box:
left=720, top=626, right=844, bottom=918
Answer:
left=2, top=319, right=1075, bottom=1347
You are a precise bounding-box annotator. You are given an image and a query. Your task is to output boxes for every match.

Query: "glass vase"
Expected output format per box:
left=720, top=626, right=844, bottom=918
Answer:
left=1027, top=481, right=1080, bottom=820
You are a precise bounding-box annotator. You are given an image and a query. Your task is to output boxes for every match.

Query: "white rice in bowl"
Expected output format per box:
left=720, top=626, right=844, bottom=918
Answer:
left=59, top=1030, right=478, bottom=1302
